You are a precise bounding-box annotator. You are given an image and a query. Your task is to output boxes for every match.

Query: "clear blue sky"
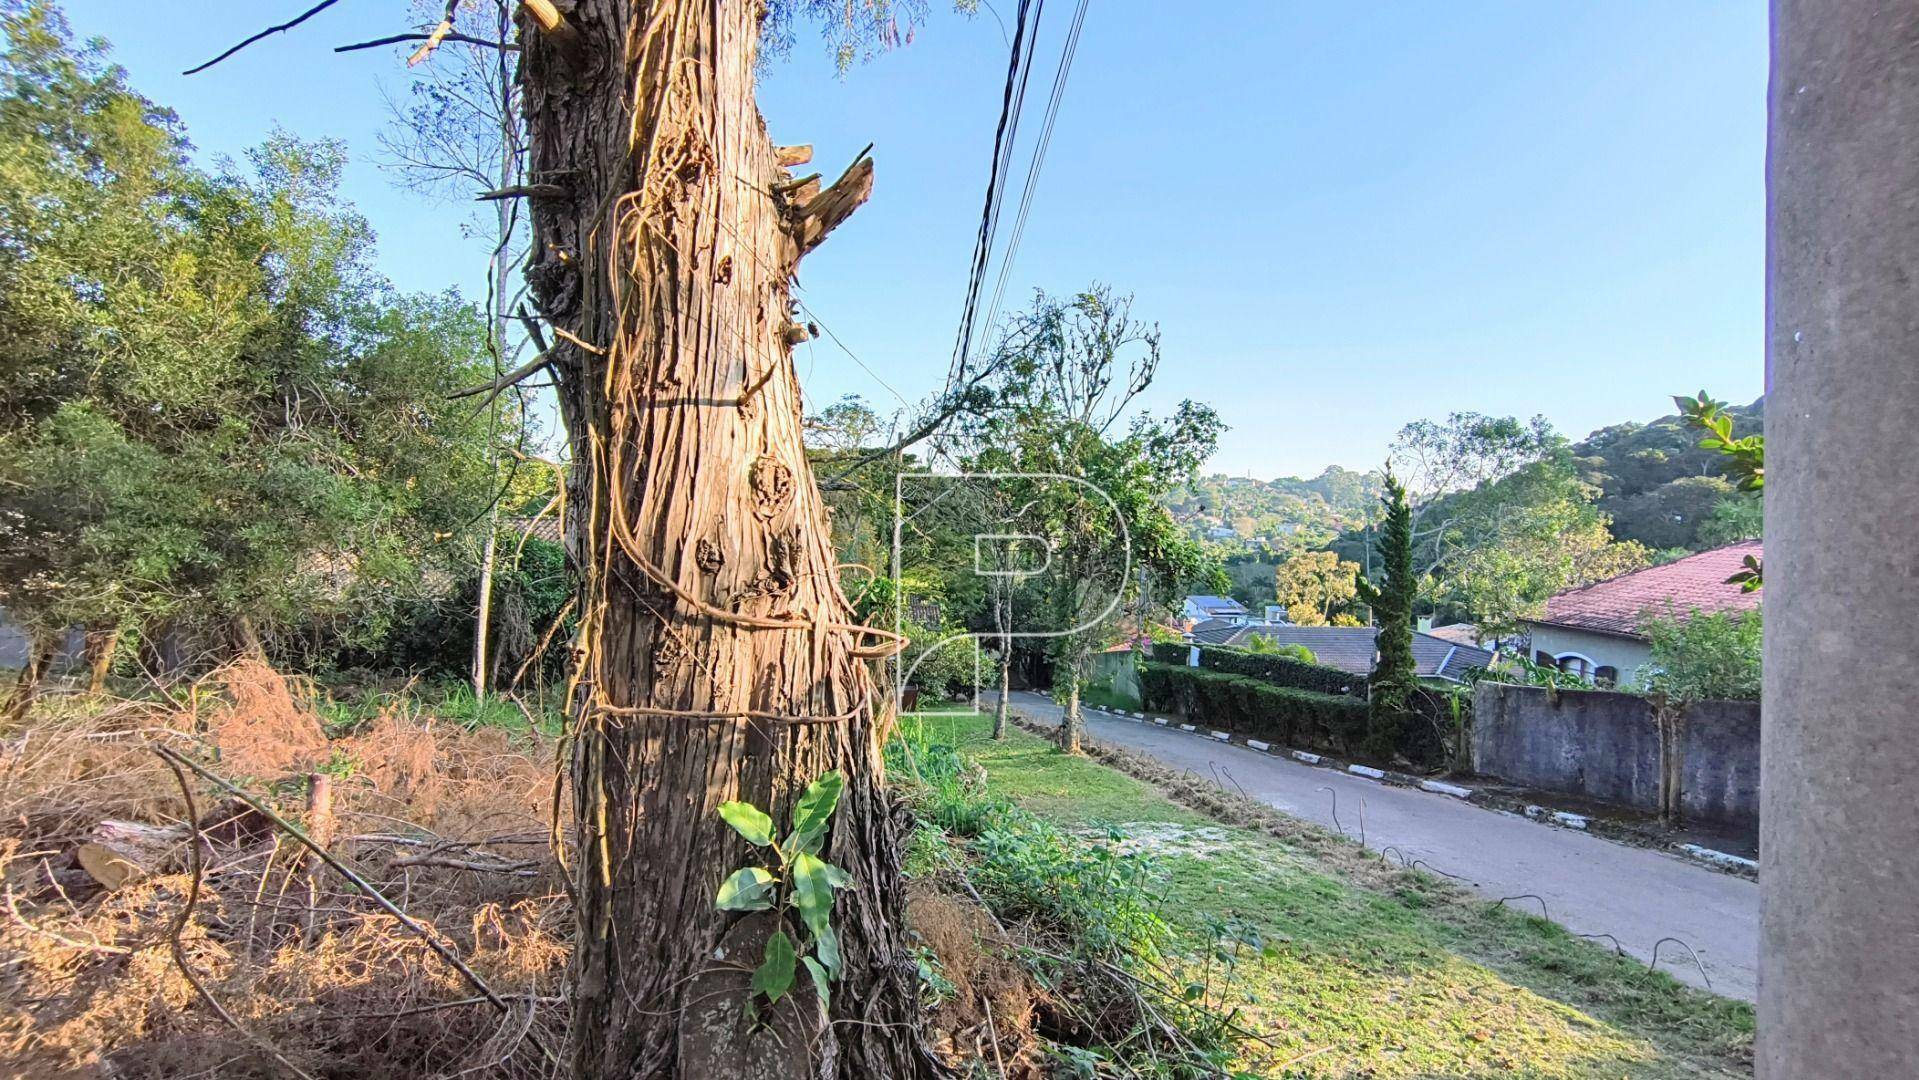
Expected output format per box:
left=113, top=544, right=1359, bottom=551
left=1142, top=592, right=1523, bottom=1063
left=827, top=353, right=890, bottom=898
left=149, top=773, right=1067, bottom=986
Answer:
left=65, top=1, right=1766, bottom=478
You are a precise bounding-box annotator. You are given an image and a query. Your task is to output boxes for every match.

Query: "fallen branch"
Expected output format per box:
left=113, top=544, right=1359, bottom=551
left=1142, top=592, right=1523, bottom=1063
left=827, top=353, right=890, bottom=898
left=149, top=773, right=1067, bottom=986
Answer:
left=4, top=882, right=129, bottom=956
left=388, top=853, right=541, bottom=876
left=152, top=746, right=557, bottom=1066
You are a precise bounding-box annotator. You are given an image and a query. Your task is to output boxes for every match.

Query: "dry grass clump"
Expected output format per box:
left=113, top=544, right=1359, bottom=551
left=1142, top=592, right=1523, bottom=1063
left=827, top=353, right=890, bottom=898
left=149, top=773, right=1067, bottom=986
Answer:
left=907, top=887, right=1045, bottom=1077
left=0, top=663, right=570, bottom=1079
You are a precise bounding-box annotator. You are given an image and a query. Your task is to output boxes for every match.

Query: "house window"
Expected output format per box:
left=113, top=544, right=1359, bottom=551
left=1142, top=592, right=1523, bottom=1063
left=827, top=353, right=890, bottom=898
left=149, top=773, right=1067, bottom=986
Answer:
left=1594, top=665, right=1619, bottom=688
left=1555, top=654, right=1592, bottom=679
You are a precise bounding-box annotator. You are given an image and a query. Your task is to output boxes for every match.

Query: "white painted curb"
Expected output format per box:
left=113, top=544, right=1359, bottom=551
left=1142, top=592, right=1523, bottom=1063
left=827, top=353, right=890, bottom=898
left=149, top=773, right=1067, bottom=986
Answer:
left=1680, top=844, right=1758, bottom=872
left=1419, top=780, right=1474, bottom=799
left=1348, top=764, right=1386, bottom=780
left=1131, top=711, right=1146, bottom=719
left=1292, top=751, right=1322, bottom=765
left=1246, top=739, right=1271, bottom=752
left=1211, top=730, right=1231, bottom=742
left=1177, top=723, right=1197, bottom=732
left=1152, top=718, right=1169, bottom=726
left=1552, top=811, right=1589, bottom=830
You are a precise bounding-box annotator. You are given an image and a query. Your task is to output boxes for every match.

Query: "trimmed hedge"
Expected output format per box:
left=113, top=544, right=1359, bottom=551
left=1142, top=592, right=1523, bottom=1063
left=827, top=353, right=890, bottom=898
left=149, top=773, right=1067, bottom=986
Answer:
left=1139, top=662, right=1367, bottom=755
left=1149, top=641, right=1365, bottom=698
left=1200, top=646, right=1366, bottom=698
left=1150, top=642, right=1191, bottom=666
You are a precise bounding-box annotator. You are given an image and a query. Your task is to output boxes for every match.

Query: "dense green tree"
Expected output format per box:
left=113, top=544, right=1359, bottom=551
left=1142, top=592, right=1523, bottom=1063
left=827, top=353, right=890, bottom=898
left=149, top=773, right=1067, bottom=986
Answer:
left=0, top=4, right=526, bottom=702
left=1698, top=494, right=1763, bottom=547
left=967, top=287, right=1221, bottom=753
left=1356, top=470, right=1417, bottom=759
left=1676, top=391, right=1765, bottom=589
left=1425, top=457, right=1651, bottom=639
left=1610, top=474, right=1741, bottom=550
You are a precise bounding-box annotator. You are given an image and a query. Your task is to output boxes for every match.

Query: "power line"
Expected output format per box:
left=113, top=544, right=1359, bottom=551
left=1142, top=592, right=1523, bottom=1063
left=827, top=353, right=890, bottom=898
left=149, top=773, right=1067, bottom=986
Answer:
left=948, top=0, right=1046, bottom=388
left=981, top=0, right=1091, bottom=339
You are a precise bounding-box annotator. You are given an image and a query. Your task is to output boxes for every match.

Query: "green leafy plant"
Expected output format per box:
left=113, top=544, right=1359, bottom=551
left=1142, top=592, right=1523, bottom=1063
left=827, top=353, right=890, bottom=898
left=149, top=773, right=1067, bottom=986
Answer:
left=1482, top=654, right=1595, bottom=691
left=1638, top=608, right=1763, bottom=702
left=1676, top=392, right=1764, bottom=591
left=714, top=771, right=853, bottom=1013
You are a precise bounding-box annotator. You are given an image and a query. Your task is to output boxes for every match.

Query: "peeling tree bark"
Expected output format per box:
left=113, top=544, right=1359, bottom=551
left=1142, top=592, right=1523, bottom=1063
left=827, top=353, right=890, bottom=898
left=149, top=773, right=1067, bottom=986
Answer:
left=518, top=3, right=932, bottom=1076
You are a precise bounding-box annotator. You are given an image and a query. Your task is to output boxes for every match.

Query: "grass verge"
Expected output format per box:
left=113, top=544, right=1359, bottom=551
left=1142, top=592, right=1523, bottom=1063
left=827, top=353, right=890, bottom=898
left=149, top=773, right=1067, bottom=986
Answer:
left=897, top=711, right=1753, bottom=1079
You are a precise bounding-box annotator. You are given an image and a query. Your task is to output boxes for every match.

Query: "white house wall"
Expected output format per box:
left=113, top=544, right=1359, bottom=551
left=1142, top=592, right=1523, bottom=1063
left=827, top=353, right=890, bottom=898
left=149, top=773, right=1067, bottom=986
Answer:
left=1524, top=624, right=1653, bottom=686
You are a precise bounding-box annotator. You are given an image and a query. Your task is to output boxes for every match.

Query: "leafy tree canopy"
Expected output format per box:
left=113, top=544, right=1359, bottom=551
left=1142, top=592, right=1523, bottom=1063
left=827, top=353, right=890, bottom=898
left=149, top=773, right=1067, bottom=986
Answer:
left=0, top=3, right=531, bottom=660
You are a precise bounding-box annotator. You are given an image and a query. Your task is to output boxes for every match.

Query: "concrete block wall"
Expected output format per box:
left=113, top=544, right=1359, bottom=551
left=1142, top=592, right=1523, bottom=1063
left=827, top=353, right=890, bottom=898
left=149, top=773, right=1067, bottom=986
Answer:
left=1471, top=682, right=1759, bottom=839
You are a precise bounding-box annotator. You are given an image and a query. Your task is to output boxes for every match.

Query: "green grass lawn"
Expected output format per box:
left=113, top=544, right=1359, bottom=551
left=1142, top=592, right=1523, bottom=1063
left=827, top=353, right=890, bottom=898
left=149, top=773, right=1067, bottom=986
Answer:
left=899, top=712, right=1754, bottom=1079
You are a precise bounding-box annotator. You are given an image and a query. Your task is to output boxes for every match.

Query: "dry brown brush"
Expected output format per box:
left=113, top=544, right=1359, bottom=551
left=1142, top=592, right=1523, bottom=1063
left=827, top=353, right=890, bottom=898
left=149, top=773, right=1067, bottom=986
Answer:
left=0, top=661, right=567, bottom=1079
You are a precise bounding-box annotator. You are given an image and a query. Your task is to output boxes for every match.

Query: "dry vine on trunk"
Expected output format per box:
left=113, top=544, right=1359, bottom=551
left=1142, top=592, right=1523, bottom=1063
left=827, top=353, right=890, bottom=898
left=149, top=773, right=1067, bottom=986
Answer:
left=517, top=2, right=933, bottom=1075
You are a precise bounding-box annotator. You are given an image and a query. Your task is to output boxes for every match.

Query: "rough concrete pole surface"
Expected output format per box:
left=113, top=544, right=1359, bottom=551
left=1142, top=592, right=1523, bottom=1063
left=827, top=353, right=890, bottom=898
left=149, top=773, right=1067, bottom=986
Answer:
left=1764, top=3, right=1919, bottom=1075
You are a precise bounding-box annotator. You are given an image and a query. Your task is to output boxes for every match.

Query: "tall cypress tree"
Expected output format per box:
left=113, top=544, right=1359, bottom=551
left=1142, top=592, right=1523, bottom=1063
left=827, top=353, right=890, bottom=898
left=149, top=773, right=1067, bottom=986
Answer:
left=1358, top=469, right=1417, bottom=759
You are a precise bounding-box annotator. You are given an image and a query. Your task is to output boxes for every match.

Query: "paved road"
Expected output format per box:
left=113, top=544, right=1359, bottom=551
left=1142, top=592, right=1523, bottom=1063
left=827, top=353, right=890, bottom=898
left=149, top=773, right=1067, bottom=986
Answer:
left=996, top=691, right=1759, bottom=1001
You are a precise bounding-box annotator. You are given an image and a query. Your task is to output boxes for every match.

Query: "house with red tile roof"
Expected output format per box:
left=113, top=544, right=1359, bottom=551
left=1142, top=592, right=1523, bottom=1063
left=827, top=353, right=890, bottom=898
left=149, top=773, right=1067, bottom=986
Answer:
left=1521, top=541, right=1762, bottom=687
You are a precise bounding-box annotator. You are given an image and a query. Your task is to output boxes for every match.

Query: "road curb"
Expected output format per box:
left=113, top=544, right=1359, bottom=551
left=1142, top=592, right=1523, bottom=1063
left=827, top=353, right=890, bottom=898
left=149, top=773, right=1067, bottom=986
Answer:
left=1524, top=805, right=1591, bottom=831
left=1679, top=844, right=1758, bottom=874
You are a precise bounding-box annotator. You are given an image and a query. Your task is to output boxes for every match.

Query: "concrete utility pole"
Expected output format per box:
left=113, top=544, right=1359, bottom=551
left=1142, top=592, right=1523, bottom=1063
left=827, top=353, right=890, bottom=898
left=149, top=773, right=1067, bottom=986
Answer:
left=1763, top=3, right=1919, bottom=1075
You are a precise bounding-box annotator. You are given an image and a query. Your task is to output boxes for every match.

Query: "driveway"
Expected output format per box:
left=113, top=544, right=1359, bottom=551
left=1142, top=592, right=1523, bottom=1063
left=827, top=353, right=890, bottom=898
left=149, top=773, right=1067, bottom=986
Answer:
left=994, top=691, right=1759, bottom=1001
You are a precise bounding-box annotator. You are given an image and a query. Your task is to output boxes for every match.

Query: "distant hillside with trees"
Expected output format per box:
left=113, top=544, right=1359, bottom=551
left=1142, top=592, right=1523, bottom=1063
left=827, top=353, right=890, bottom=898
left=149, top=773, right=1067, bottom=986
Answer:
left=1572, top=397, right=1764, bottom=551
left=1166, top=466, right=1384, bottom=551
left=1170, top=397, right=1763, bottom=626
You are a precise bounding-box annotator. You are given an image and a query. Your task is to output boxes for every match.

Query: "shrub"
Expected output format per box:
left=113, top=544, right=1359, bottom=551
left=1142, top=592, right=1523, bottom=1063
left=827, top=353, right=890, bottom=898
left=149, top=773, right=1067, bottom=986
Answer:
left=900, top=618, right=983, bottom=701
left=374, top=537, right=575, bottom=683
left=1139, top=662, right=1367, bottom=754
left=1639, top=607, right=1762, bottom=701
left=1481, top=654, right=1595, bottom=691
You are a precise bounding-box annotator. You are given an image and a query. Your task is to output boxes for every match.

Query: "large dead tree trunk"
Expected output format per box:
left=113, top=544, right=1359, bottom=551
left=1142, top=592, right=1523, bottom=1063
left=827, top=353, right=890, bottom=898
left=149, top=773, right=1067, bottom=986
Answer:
left=519, top=4, right=929, bottom=1077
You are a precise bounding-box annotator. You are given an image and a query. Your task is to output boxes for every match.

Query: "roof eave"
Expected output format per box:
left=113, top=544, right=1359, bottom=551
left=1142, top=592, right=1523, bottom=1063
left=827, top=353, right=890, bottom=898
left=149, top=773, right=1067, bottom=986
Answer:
left=1522, top=618, right=1650, bottom=643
